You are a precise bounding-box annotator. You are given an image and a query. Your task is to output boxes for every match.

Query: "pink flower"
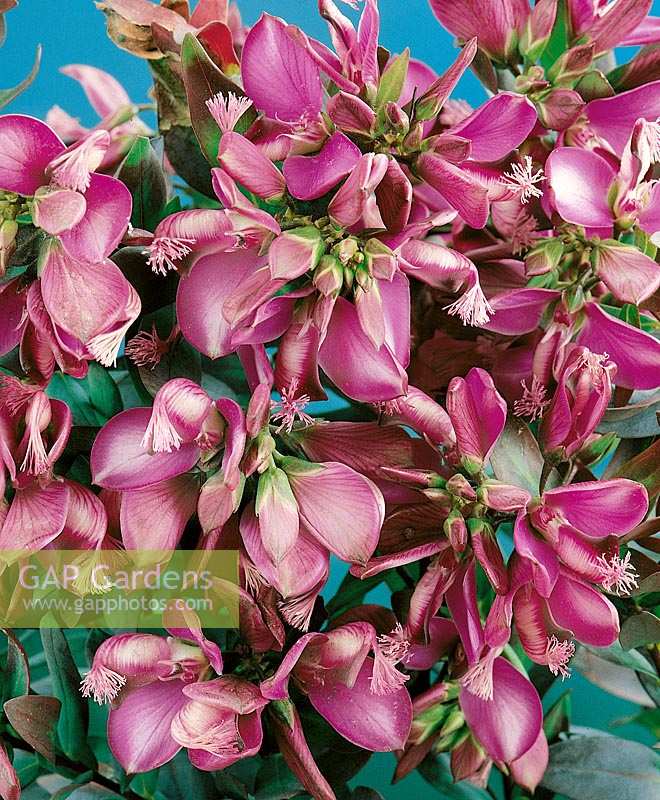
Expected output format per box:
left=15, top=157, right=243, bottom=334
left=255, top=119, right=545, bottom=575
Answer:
left=0, top=381, right=110, bottom=553
left=446, top=368, right=507, bottom=473
left=91, top=379, right=246, bottom=549
left=540, top=345, right=616, bottom=459
left=445, top=563, right=544, bottom=765
left=0, top=114, right=140, bottom=368
left=261, top=622, right=413, bottom=751
left=80, top=629, right=224, bottom=773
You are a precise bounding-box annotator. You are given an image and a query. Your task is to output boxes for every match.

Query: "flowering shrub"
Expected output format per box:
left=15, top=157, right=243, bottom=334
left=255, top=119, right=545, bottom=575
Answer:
left=0, top=0, right=659, bottom=798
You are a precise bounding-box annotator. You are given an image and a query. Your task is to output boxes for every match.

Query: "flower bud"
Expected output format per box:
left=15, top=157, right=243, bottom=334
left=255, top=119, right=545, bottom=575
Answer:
left=519, top=0, right=557, bottom=62
left=446, top=474, right=477, bottom=501
left=0, top=219, right=17, bottom=275
left=514, top=65, right=550, bottom=94
left=540, top=346, right=615, bottom=460
left=477, top=480, right=531, bottom=513
left=385, top=102, right=410, bottom=135
left=313, top=254, right=343, bottom=296
left=364, top=238, right=396, bottom=280
left=403, top=121, right=424, bottom=151
left=334, top=236, right=360, bottom=265
left=444, top=509, right=468, bottom=553
left=535, top=88, right=585, bottom=131
left=468, top=518, right=509, bottom=594
left=525, top=238, right=564, bottom=276
left=269, top=226, right=325, bottom=281
left=547, top=43, right=595, bottom=86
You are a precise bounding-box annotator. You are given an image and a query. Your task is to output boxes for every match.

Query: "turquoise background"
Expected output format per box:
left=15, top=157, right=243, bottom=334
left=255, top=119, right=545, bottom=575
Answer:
left=2, top=0, right=658, bottom=796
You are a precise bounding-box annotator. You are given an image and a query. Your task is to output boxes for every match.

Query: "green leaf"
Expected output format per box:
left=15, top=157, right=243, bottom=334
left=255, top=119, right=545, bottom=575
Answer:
left=579, top=641, right=658, bottom=679
left=620, top=611, right=660, bottom=650
left=40, top=628, right=96, bottom=766
left=418, top=753, right=491, bottom=799
left=374, top=48, right=409, bottom=110
left=163, top=125, right=215, bottom=198
left=540, top=0, right=568, bottom=70
left=490, top=417, right=558, bottom=495
left=47, top=362, right=122, bottom=426
left=136, top=335, right=201, bottom=398
left=116, top=136, right=168, bottom=232
left=597, top=391, right=660, bottom=438
left=254, top=754, right=302, bottom=800
left=540, top=736, right=660, bottom=800
left=3, top=695, right=61, bottom=762
left=0, top=45, right=40, bottom=109
left=351, top=790, right=385, bottom=800
left=613, top=439, right=660, bottom=500
left=159, top=750, right=216, bottom=800
left=543, top=690, right=571, bottom=741
left=181, top=33, right=255, bottom=164
left=2, top=629, right=29, bottom=701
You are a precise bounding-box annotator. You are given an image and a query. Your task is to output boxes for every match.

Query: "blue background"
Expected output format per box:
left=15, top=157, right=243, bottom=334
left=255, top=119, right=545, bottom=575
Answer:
left=3, top=1, right=657, bottom=796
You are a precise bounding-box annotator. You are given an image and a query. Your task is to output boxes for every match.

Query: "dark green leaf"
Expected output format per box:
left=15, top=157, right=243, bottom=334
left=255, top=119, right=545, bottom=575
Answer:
left=540, top=736, right=660, bottom=800
left=613, top=440, right=660, bottom=501
left=116, top=136, right=168, bottom=231
left=137, top=336, right=201, bottom=397
left=47, top=363, right=122, bottom=426
left=59, top=783, right=125, bottom=800
left=158, top=750, right=216, bottom=800
left=3, top=695, right=61, bottom=762
left=543, top=690, right=571, bottom=742
left=351, top=790, right=385, bottom=800
left=620, top=610, right=660, bottom=650
left=579, top=642, right=658, bottom=679
left=254, top=754, right=302, bottom=800
left=598, top=390, right=660, bottom=439
left=41, top=628, right=96, bottom=766
left=181, top=33, right=254, bottom=164
left=0, top=45, right=40, bottom=109
left=163, top=125, right=215, bottom=198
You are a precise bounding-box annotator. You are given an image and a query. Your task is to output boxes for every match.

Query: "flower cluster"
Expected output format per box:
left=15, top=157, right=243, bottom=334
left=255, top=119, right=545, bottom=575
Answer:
left=0, top=1, right=658, bottom=799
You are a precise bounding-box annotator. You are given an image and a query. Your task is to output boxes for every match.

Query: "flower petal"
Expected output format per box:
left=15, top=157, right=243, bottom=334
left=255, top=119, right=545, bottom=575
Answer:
left=108, top=680, right=185, bottom=773
left=285, top=459, right=384, bottom=565
left=546, top=147, right=615, bottom=228
left=120, top=474, right=199, bottom=549
left=576, top=302, right=660, bottom=389
left=283, top=132, right=361, bottom=201
left=460, top=657, right=542, bottom=763
left=91, top=408, right=200, bottom=491
left=308, top=658, right=412, bottom=751
left=241, top=14, right=323, bottom=121
left=0, top=114, right=63, bottom=195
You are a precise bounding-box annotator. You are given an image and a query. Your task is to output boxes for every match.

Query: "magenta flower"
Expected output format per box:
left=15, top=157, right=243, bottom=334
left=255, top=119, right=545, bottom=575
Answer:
left=170, top=678, right=268, bottom=771
left=47, top=64, right=150, bottom=170
left=261, top=621, right=413, bottom=751
left=446, top=367, right=507, bottom=473
left=515, top=478, right=648, bottom=602
left=540, top=345, right=616, bottom=459
left=0, top=379, right=110, bottom=552
left=445, top=563, right=544, bottom=765
left=80, top=629, right=224, bottom=773
left=0, top=114, right=139, bottom=368
left=91, top=379, right=246, bottom=549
